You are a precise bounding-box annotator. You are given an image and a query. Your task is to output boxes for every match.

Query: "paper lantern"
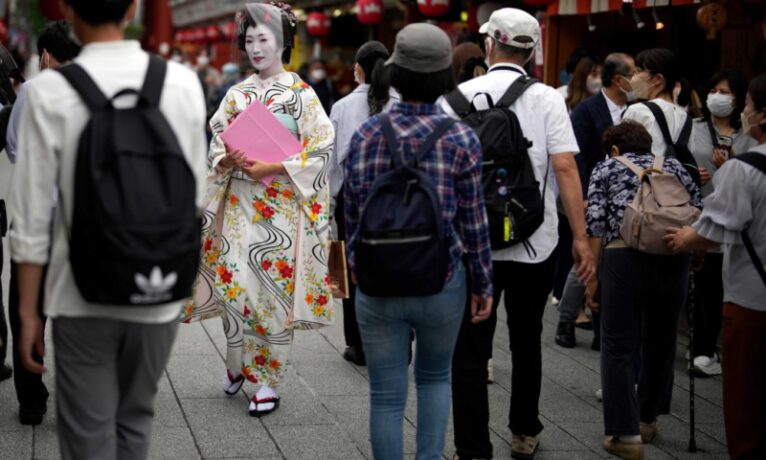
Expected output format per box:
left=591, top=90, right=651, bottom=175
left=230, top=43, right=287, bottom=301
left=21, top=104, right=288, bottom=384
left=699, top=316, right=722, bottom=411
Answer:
left=223, top=21, right=238, bottom=39
left=417, top=0, right=450, bottom=18
left=40, top=0, right=65, bottom=20
left=697, top=3, right=728, bottom=41
left=357, top=0, right=384, bottom=25
left=206, top=25, right=222, bottom=42
left=306, top=12, right=331, bottom=37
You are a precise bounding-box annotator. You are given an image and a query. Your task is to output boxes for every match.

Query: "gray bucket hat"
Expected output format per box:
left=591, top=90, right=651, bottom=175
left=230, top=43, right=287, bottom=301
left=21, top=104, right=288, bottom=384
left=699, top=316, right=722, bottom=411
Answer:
left=385, top=23, right=452, bottom=73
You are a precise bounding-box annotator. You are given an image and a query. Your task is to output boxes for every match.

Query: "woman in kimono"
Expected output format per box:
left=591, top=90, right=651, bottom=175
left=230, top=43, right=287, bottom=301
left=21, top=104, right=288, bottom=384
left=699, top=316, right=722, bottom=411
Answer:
left=182, top=1, right=334, bottom=417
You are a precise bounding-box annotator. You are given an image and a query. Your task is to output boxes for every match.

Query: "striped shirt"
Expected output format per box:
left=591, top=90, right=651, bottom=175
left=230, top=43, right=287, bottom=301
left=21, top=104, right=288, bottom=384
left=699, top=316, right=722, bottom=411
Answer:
left=344, top=102, right=493, bottom=297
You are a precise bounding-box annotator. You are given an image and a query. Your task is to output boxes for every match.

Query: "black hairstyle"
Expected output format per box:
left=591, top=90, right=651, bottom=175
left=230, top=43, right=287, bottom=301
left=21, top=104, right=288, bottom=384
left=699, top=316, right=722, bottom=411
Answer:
left=493, top=40, right=534, bottom=64
left=749, top=74, right=766, bottom=131
left=702, top=69, right=748, bottom=129
left=37, top=21, right=81, bottom=63
left=237, top=2, right=298, bottom=65
left=63, top=0, right=133, bottom=25
left=635, top=48, right=682, bottom=97
left=601, top=53, right=632, bottom=88
left=355, top=41, right=390, bottom=116
left=388, top=64, right=455, bottom=104
left=457, top=57, right=488, bottom=84
left=565, top=47, right=597, bottom=75
left=602, top=120, right=653, bottom=156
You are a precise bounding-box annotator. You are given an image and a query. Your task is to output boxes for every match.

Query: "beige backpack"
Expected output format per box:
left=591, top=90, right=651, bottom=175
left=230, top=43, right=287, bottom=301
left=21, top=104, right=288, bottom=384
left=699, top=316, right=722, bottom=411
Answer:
left=616, top=155, right=700, bottom=255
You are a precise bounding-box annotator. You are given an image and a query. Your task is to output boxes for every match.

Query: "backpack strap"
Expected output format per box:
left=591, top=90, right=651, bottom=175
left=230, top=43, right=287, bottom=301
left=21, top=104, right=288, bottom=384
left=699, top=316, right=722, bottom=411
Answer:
left=652, top=154, right=665, bottom=172
left=445, top=88, right=473, bottom=118
left=614, top=155, right=644, bottom=177
left=379, top=114, right=403, bottom=168
left=495, top=75, right=538, bottom=109
left=734, top=152, right=766, bottom=287
left=56, top=63, right=110, bottom=112
left=677, top=114, right=693, bottom=147
left=414, top=118, right=456, bottom=165
left=642, top=101, right=675, bottom=155
left=139, top=55, right=168, bottom=108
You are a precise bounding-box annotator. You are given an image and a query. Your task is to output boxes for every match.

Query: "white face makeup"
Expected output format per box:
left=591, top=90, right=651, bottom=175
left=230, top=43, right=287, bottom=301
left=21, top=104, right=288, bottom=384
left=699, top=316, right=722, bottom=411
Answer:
left=245, top=24, right=283, bottom=77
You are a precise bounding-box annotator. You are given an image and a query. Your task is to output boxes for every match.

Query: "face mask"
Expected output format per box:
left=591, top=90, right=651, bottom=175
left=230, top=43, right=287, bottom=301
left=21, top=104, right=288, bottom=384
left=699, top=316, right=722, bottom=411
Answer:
left=630, top=73, right=651, bottom=100
left=353, top=68, right=362, bottom=85
left=310, top=69, right=326, bottom=82
left=617, top=76, right=636, bottom=102
left=170, top=55, right=183, bottom=63
left=706, top=93, right=735, bottom=118
left=197, top=56, right=210, bottom=67
left=586, top=77, right=602, bottom=95
left=741, top=111, right=752, bottom=134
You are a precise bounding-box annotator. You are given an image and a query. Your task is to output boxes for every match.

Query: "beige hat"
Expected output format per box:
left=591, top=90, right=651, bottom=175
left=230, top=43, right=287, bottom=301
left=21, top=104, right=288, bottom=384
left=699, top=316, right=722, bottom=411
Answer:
left=479, top=8, right=540, bottom=50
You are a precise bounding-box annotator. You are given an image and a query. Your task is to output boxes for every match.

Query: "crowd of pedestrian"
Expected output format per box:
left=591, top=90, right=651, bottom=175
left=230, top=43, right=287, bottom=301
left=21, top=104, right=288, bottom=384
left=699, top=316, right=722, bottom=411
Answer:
left=0, top=1, right=764, bottom=460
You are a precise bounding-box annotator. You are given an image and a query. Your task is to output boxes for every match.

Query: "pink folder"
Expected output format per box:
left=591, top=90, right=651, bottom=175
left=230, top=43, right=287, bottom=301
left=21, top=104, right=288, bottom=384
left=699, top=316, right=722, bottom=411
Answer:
left=220, top=100, right=302, bottom=185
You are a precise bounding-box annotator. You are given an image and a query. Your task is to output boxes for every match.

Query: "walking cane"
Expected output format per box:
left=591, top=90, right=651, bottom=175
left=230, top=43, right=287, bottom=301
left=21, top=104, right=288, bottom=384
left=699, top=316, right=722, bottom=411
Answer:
left=686, top=272, right=697, bottom=453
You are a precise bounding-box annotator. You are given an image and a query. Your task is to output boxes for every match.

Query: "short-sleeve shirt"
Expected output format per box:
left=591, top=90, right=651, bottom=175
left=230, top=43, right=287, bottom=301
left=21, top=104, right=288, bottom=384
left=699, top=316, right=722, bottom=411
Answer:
left=621, top=98, right=688, bottom=156
left=439, top=63, right=580, bottom=263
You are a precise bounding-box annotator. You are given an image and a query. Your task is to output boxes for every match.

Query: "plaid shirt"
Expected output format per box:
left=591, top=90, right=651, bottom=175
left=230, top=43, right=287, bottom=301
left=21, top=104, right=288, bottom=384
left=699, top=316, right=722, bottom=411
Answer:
left=344, top=102, right=493, bottom=297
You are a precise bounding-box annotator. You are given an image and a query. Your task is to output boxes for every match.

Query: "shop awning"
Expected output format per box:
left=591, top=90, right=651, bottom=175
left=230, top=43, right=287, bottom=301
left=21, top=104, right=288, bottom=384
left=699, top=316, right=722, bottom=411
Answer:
left=547, top=0, right=702, bottom=16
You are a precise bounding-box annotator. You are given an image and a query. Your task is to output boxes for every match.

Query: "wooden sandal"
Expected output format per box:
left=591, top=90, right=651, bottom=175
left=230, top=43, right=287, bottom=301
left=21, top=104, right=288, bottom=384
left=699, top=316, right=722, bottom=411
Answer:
left=248, top=394, right=280, bottom=417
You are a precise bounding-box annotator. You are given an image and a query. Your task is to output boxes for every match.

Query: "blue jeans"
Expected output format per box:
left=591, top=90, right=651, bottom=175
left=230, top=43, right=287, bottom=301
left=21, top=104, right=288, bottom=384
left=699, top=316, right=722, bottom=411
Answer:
left=356, top=264, right=466, bottom=460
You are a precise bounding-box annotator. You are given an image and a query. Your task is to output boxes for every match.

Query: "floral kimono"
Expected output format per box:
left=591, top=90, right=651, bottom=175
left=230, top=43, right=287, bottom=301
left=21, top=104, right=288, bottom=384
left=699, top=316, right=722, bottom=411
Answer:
left=182, top=72, right=335, bottom=388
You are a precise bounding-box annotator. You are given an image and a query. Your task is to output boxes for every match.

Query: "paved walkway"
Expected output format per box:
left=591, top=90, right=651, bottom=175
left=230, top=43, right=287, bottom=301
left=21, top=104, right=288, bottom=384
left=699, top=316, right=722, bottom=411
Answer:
left=0, top=294, right=728, bottom=459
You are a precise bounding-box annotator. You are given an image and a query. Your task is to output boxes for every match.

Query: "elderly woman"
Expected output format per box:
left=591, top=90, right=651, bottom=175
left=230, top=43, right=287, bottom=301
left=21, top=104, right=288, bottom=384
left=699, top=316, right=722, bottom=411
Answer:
left=182, top=2, right=334, bottom=417
left=585, top=120, right=701, bottom=459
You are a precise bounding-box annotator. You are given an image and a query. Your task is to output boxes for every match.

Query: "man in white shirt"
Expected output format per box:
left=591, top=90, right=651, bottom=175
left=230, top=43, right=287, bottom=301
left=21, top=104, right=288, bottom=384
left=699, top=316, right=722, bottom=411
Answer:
left=9, top=1, right=207, bottom=458
left=439, top=8, right=595, bottom=460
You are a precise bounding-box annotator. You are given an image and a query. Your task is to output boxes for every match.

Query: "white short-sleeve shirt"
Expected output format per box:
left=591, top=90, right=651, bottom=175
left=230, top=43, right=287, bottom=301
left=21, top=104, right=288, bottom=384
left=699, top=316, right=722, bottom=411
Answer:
left=439, top=63, right=580, bottom=263
left=621, top=98, right=688, bottom=156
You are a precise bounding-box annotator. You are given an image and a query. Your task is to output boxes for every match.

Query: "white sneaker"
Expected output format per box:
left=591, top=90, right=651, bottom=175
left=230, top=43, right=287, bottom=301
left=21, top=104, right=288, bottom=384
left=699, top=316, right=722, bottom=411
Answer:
left=551, top=297, right=560, bottom=306
left=487, top=358, right=494, bottom=384
left=596, top=388, right=603, bottom=402
left=693, top=355, right=722, bottom=376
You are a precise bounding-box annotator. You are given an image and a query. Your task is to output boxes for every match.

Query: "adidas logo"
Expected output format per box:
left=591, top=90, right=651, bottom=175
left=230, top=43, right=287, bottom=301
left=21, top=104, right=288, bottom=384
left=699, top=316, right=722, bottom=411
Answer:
left=130, top=266, right=177, bottom=304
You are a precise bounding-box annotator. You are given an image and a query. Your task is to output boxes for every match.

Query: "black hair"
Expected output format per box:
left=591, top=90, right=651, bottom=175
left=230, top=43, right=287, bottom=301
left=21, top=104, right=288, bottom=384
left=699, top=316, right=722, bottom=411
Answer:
left=389, top=64, right=455, bottom=104
left=493, top=41, right=533, bottom=64
left=749, top=74, right=766, bottom=131
left=37, top=21, right=81, bottom=63
left=702, top=69, right=748, bottom=129
left=457, top=57, right=487, bottom=84
left=237, top=3, right=297, bottom=65
left=602, top=120, right=653, bottom=155
left=601, top=53, right=632, bottom=88
left=635, top=48, right=682, bottom=97
left=309, top=58, right=326, bottom=67
left=356, top=42, right=390, bottom=116
left=565, top=48, right=597, bottom=74
left=63, top=0, right=132, bottom=25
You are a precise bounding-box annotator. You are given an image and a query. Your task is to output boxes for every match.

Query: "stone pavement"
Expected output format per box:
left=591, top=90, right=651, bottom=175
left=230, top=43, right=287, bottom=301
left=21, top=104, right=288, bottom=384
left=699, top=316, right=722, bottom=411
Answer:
left=0, top=292, right=728, bottom=459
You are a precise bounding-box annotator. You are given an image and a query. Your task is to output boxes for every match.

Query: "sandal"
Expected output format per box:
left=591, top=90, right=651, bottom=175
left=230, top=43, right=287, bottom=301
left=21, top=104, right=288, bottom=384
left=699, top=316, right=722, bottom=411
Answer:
left=248, top=394, right=280, bottom=417
left=223, top=370, right=245, bottom=396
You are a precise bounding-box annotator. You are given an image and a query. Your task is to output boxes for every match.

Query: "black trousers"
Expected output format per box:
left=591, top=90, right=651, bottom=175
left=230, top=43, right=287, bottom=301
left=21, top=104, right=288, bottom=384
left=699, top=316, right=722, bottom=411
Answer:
left=334, top=189, right=361, bottom=348
left=600, top=248, right=689, bottom=436
left=552, top=212, right=573, bottom=299
left=692, top=252, right=723, bottom=358
left=452, top=256, right=555, bottom=459
left=9, top=260, right=49, bottom=411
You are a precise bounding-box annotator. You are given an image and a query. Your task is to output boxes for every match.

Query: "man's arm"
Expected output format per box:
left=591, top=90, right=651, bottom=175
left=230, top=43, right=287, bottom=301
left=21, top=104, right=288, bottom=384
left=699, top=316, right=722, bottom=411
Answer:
left=552, top=153, right=595, bottom=284
left=16, top=263, right=46, bottom=374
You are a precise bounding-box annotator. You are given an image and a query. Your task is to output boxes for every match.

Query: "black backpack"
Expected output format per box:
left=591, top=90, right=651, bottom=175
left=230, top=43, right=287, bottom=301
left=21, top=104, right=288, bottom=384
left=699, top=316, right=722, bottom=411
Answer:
left=355, top=115, right=454, bottom=297
left=735, top=152, right=766, bottom=288
left=642, top=101, right=700, bottom=186
left=56, top=56, right=201, bottom=306
left=445, top=75, right=544, bottom=257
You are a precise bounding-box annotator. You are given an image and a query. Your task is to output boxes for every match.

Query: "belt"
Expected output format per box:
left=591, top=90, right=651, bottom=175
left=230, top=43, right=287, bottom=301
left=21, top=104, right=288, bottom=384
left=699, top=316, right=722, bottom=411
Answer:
left=605, top=239, right=627, bottom=249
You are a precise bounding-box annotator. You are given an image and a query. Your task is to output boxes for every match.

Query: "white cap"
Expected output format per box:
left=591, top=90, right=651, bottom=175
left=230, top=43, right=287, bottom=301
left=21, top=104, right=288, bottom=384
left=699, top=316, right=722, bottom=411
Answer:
left=479, top=8, right=540, bottom=50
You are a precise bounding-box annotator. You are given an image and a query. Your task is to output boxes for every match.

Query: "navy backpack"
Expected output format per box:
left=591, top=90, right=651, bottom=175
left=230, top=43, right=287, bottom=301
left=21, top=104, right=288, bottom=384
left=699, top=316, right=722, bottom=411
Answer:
left=355, top=115, right=454, bottom=297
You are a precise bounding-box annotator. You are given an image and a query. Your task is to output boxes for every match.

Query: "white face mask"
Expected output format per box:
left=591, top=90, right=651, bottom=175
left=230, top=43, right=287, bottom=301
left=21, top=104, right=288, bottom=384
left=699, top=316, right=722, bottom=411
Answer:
left=310, top=69, right=326, bottom=82
left=586, top=77, right=602, bottom=95
left=630, top=73, right=651, bottom=100
left=707, top=92, right=735, bottom=118
left=245, top=24, right=282, bottom=75
left=197, top=56, right=210, bottom=67
left=617, top=76, right=636, bottom=102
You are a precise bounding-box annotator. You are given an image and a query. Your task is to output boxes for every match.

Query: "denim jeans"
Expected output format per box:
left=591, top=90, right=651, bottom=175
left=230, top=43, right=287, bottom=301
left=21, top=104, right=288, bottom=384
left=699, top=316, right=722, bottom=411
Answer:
left=356, top=263, right=466, bottom=460
left=600, top=248, right=690, bottom=436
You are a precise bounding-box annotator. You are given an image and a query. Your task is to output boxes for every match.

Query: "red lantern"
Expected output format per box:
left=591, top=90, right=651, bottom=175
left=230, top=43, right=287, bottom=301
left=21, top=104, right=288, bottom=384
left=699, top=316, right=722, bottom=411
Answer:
left=206, top=25, right=222, bottom=42
left=192, top=27, right=206, bottom=43
left=174, top=30, right=184, bottom=43
left=357, top=0, right=383, bottom=25
left=223, top=21, right=238, bottom=39
left=40, top=0, right=65, bottom=20
left=417, top=0, right=450, bottom=18
left=306, top=12, right=331, bottom=37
